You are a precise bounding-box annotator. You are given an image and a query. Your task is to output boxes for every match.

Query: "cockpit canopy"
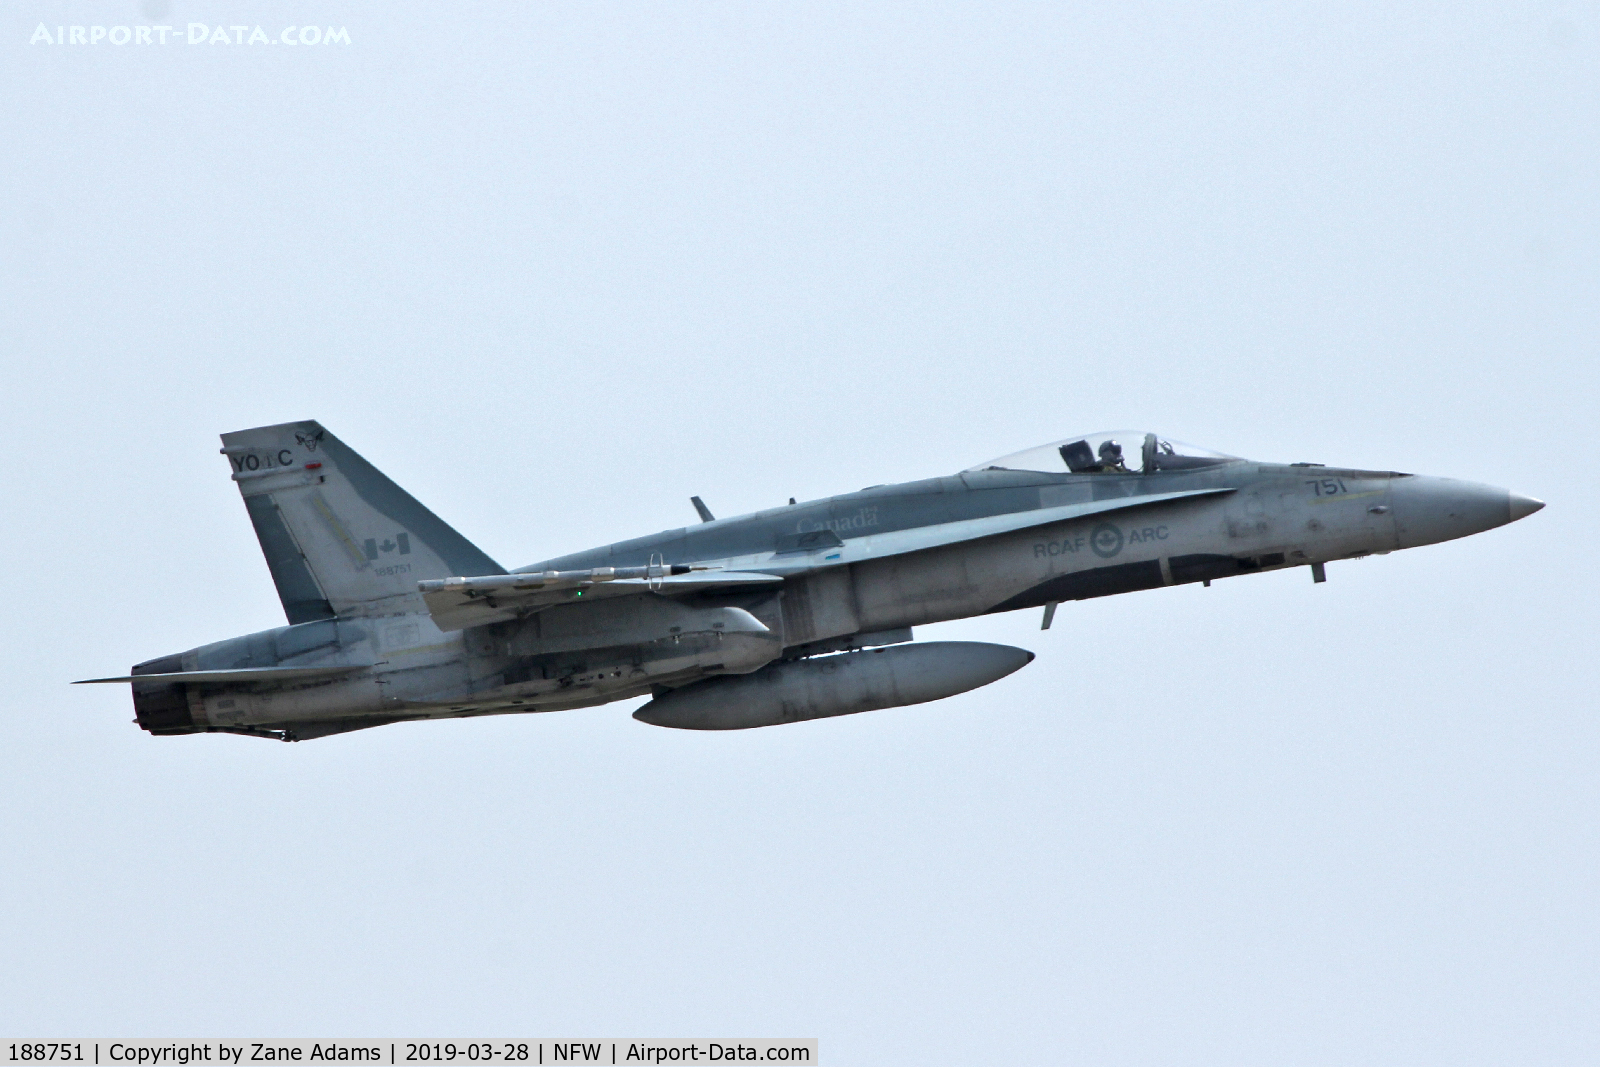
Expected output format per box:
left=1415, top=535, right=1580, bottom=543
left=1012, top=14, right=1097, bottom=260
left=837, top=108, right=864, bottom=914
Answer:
left=967, top=430, right=1239, bottom=476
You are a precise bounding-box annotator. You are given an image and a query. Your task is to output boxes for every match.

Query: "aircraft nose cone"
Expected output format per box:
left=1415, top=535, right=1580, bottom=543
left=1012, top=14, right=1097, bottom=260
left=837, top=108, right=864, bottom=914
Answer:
left=1509, top=493, right=1545, bottom=522
left=1391, top=477, right=1531, bottom=550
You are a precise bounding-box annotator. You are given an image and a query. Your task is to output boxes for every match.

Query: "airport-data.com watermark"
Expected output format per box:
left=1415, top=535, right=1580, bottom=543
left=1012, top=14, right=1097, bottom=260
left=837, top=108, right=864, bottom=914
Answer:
left=28, top=23, right=350, bottom=47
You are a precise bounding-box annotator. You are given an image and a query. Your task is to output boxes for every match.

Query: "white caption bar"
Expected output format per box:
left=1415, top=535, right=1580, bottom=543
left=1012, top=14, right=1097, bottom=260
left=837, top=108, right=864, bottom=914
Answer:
left=1, top=1043, right=816, bottom=1067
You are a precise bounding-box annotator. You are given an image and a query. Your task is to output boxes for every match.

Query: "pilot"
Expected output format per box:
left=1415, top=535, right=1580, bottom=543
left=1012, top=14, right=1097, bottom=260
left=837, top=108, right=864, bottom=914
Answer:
left=1097, top=439, right=1129, bottom=473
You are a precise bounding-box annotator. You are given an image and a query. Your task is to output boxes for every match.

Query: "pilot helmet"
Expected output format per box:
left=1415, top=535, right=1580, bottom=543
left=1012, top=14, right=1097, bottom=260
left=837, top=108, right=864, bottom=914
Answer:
left=1098, top=439, right=1123, bottom=463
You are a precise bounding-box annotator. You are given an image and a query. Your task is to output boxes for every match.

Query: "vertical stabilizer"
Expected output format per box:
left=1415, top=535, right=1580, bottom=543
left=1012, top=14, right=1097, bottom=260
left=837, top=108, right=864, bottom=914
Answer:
left=221, top=420, right=504, bottom=622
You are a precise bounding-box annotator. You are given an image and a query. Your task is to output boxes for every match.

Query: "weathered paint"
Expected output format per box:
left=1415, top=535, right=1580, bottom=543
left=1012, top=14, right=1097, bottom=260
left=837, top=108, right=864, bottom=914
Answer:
left=90, top=422, right=1541, bottom=740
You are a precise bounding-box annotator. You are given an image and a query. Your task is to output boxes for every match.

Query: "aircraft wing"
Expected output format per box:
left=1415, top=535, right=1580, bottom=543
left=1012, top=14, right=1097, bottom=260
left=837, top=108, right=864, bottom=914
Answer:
left=419, top=569, right=784, bottom=630
left=750, top=486, right=1237, bottom=575
left=418, top=487, right=1232, bottom=630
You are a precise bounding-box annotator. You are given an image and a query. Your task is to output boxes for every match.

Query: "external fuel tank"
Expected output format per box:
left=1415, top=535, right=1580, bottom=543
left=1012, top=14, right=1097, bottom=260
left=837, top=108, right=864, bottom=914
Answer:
left=633, top=641, right=1034, bottom=730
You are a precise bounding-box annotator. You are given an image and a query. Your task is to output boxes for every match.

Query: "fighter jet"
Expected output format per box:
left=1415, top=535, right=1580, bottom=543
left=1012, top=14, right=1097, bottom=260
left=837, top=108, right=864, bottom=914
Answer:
left=78, top=421, right=1544, bottom=740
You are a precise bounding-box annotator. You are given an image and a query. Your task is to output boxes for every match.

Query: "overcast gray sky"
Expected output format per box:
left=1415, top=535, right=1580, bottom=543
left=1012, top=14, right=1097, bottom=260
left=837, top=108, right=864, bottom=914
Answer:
left=2, top=2, right=1596, bottom=1062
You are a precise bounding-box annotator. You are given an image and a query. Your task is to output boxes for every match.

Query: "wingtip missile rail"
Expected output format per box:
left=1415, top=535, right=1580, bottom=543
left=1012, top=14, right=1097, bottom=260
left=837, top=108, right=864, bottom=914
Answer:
left=418, top=563, right=710, bottom=596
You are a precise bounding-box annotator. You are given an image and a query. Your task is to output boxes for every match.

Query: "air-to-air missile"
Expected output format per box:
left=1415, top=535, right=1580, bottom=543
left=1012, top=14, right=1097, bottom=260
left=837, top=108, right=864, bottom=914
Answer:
left=78, top=422, right=1542, bottom=740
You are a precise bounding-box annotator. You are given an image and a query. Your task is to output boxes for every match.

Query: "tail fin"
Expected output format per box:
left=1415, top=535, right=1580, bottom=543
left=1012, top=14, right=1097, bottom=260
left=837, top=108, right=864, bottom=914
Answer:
left=221, top=420, right=504, bottom=622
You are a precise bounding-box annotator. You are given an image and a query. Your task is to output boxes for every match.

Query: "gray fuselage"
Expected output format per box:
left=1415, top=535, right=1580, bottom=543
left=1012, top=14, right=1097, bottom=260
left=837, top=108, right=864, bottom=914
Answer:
left=109, top=423, right=1537, bottom=741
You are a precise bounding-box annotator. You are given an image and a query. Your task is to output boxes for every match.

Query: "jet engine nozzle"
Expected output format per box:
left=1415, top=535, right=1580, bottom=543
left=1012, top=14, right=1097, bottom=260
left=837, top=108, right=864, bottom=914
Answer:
left=634, top=641, right=1034, bottom=730
left=129, top=654, right=199, bottom=735
left=1391, top=476, right=1543, bottom=550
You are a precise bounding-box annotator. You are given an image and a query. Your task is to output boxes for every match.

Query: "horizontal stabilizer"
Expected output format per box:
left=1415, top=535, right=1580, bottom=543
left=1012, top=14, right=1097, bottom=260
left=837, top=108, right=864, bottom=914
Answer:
left=74, top=665, right=366, bottom=685
left=420, top=568, right=784, bottom=630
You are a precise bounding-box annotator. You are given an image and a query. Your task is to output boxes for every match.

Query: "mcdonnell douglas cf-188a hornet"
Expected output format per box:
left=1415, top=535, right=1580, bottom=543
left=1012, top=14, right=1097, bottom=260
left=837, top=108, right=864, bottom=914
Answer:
left=79, top=421, right=1544, bottom=740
